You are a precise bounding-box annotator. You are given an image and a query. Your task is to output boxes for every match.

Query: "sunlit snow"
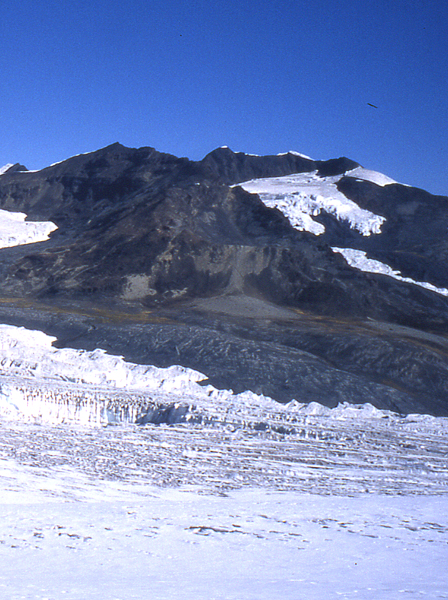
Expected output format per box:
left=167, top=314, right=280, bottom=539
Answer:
left=277, top=150, right=315, bottom=160
left=333, top=247, right=448, bottom=297
left=1, top=462, right=447, bottom=600
left=347, top=165, right=398, bottom=186
left=0, top=163, right=14, bottom=176
left=238, top=170, right=386, bottom=236
left=0, top=209, right=57, bottom=249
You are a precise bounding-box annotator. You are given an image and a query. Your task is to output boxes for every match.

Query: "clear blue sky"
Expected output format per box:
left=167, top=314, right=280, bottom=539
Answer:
left=2, top=0, right=448, bottom=195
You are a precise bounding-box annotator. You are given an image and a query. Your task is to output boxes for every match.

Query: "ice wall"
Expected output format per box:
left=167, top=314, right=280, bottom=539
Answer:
left=0, top=324, right=425, bottom=429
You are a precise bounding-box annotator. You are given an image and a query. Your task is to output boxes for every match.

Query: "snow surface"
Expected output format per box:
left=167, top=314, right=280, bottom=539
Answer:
left=0, top=163, right=14, bottom=176
left=0, top=323, right=448, bottom=597
left=347, top=166, right=398, bottom=186
left=333, top=247, right=448, bottom=297
left=238, top=171, right=386, bottom=236
left=1, top=457, right=447, bottom=600
left=277, top=150, right=315, bottom=160
left=0, top=209, right=57, bottom=249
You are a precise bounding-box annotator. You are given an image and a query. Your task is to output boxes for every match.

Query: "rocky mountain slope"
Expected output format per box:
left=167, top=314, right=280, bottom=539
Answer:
left=1, top=143, right=448, bottom=415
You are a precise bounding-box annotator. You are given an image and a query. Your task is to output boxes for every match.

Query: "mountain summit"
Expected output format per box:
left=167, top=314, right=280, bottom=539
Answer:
left=0, top=143, right=447, bottom=415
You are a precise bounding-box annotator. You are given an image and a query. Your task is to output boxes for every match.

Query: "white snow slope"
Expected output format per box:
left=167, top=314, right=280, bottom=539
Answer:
left=0, top=163, right=14, bottom=176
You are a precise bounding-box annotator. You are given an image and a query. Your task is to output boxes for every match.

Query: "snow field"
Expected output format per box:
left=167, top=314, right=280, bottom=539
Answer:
left=0, top=427, right=448, bottom=600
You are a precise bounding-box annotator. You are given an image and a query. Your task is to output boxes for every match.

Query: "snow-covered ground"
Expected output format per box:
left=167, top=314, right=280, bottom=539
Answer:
left=1, top=452, right=447, bottom=600
left=0, top=323, right=448, bottom=598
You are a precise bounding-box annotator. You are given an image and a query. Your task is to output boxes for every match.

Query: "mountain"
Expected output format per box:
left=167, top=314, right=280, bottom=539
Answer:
left=1, top=143, right=448, bottom=416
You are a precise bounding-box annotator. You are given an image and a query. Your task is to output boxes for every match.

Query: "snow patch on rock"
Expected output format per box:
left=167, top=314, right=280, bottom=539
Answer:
left=0, top=209, right=57, bottom=248
left=333, top=247, right=448, bottom=297
left=0, top=163, right=14, bottom=176
left=277, top=150, right=314, bottom=160
left=238, top=171, right=386, bottom=236
left=346, top=166, right=398, bottom=186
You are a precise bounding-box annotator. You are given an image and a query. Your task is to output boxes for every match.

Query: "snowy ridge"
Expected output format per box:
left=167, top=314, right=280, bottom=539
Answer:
left=219, top=146, right=260, bottom=156
left=333, top=247, right=448, bottom=297
left=277, top=150, right=314, bottom=160
left=0, top=163, right=14, bottom=176
left=347, top=166, right=398, bottom=186
left=239, top=170, right=386, bottom=236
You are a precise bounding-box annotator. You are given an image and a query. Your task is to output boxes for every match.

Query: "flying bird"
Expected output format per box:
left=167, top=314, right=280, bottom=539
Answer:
left=367, top=103, right=378, bottom=108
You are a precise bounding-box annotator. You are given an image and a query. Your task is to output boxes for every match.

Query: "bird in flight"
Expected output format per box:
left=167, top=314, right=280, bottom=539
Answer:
left=367, top=103, right=378, bottom=108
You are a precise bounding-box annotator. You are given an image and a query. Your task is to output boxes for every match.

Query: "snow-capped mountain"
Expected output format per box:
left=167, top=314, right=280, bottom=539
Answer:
left=0, top=143, right=448, bottom=416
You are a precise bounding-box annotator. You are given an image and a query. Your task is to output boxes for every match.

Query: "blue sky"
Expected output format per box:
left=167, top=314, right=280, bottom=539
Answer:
left=2, top=0, right=448, bottom=195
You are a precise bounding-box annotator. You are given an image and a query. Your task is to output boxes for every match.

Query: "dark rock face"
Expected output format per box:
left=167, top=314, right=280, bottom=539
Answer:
left=198, top=147, right=359, bottom=184
left=0, top=143, right=447, bottom=415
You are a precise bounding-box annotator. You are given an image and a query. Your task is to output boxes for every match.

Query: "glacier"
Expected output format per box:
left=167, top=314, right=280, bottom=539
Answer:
left=238, top=169, right=387, bottom=236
